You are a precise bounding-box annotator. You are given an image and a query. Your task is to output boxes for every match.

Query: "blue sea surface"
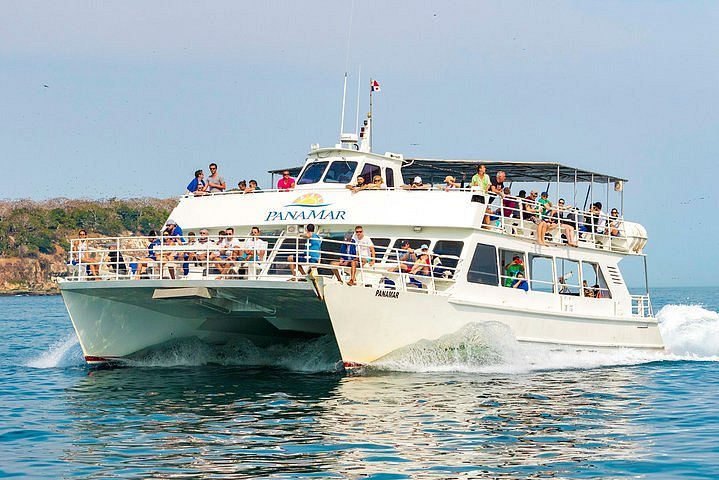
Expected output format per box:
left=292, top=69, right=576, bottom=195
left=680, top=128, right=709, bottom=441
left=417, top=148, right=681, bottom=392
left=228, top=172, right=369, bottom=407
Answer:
left=1, top=288, right=718, bottom=478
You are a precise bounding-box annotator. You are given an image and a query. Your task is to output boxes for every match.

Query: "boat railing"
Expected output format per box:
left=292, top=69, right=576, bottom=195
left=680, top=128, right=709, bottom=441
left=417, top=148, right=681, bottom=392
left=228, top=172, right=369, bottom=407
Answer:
left=64, top=235, right=462, bottom=296
left=631, top=295, right=653, bottom=318
left=183, top=187, right=643, bottom=254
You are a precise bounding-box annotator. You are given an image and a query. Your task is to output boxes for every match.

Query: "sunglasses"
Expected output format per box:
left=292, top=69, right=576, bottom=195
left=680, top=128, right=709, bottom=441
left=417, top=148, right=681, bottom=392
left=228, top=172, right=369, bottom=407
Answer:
left=355, top=230, right=363, bottom=233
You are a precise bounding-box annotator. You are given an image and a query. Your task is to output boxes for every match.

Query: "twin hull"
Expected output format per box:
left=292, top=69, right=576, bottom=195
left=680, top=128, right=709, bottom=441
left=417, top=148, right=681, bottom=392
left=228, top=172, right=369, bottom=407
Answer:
left=60, top=280, right=664, bottom=365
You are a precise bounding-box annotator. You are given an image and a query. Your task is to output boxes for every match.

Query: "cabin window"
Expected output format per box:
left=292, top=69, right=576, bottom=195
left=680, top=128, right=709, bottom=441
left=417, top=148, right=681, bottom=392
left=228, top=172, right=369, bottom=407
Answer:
left=385, top=169, right=395, bottom=188
left=433, top=241, right=464, bottom=270
left=557, top=258, right=580, bottom=295
left=467, top=243, right=499, bottom=285
left=359, top=163, right=381, bottom=184
left=580, top=261, right=612, bottom=299
left=323, top=160, right=357, bottom=184
left=372, top=238, right=391, bottom=262
left=528, top=254, right=554, bottom=293
left=297, top=161, right=329, bottom=185
left=499, top=249, right=526, bottom=288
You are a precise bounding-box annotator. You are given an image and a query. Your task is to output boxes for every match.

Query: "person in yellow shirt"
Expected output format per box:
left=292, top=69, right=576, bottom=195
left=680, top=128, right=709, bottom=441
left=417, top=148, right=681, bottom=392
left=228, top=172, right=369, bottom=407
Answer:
left=471, top=164, right=491, bottom=193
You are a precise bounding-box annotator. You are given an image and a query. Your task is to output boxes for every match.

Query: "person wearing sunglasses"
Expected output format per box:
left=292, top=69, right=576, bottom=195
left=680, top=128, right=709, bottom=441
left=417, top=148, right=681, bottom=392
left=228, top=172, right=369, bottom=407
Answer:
left=366, top=175, right=386, bottom=190
left=347, top=226, right=375, bottom=286
left=609, top=209, right=623, bottom=237
left=277, top=170, right=296, bottom=191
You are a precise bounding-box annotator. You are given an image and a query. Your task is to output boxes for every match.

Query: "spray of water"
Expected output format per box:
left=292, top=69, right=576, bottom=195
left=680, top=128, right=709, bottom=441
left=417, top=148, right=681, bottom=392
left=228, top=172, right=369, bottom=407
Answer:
left=25, top=304, right=719, bottom=372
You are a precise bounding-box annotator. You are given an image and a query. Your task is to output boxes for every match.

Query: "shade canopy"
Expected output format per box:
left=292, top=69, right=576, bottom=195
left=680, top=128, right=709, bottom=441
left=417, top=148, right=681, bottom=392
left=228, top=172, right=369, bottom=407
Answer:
left=269, top=158, right=626, bottom=184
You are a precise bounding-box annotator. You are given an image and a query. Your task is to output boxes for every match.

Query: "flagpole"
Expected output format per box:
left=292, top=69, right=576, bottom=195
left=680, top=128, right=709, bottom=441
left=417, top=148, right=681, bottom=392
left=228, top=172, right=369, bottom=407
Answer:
left=340, top=72, right=348, bottom=138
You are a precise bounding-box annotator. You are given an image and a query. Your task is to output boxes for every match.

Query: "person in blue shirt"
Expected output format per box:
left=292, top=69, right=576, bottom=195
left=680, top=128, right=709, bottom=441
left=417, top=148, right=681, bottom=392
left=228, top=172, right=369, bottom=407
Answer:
left=511, top=272, right=529, bottom=291
left=330, top=233, right=356, bottom=283
left=288, top=223, right=322, bottom=279
left=187, top=170, right=208, bottom=196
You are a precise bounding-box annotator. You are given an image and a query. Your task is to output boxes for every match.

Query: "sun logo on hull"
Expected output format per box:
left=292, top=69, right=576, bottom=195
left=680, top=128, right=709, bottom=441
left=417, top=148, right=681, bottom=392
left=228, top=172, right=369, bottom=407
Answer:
left=285, top=193, right=330, bottom=208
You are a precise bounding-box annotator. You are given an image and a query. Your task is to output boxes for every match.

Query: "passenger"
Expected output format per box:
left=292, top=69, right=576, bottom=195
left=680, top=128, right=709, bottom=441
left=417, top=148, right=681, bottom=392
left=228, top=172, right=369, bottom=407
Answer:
left=247, top=179, right=261, bottom=193
left=592, top=202, right=607, bottom=235
left=206, top=163, right=226, bottom=193
left=471, top=164, right=491, bottom=194
left=243, top=226, right=268, bottom=261
left=236, top=180, right=247, bottom=193
left=443, top=176, right=460, bottom=191
left=347, top=225, right=376, bottom=286
left=488, top=170, right=507, bottom=203
left=523, top=191, right=541, bottom=223
left=516, top=189, right=527, bottom=220
left=159, top=230, right=179, bottom=279
left=346, top=175, right=366, bottom=192
left=218, top=227, right=243, bottom=277
left=163, top=219, right=184, bottom=242
left=409, top=247, right=431, bottom=279
left=330, top=233, right=356, bottom=283
left=277, top=170, right=296, bottom=191
left=366, top=175, right=385, bottom=189
left=409, top=176, right=429, bottom=190
left=609, top=208, right=622, bottom=237
left=133, top=229, right=160, bottom=279
left=593, top=284, right=603, bottom=298
left=388, top=240, right=416, bottom=273
left=503, top=255, right=524, bottom=287
left=185, top=232, right=198, bottom=263
left=536, top=193, right=578, bottom=247
left=73, top=229, right=100, bottom=277
left=194, top=229, right=215, bottom=265
left=187, top=169, right=209, bottom=196
left=511, top=272, right=529, bottom=291
left=558, top=271, right=574, bottom=294
left=287, top=223, right=322, bottom=279
left=583, top=280, right=595, bottom=298
left=502, top=188, right=519, bottom=218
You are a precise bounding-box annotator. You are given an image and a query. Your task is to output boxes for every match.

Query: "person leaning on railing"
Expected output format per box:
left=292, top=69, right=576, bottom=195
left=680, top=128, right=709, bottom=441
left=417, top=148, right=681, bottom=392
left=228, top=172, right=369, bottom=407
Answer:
left=287, top=223, right=322, bottom=280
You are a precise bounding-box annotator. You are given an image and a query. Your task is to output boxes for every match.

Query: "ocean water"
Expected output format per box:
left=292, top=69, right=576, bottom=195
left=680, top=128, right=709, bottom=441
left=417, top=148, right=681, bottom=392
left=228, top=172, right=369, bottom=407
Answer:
left=1, top=288, right=718, bottom=479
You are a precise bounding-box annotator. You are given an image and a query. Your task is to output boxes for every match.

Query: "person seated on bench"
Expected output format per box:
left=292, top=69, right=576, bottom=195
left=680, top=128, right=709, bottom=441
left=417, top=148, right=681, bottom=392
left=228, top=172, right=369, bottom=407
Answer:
left=408, top=246, right=431, bottom=288
left=347, top=226, right=375, bottom=286
left=72, top=229, right=100, bottom=277
left=331, top=233, right=356, bottom=283
left=288, top=223, right=322, bottom=279
left=387, top=240, right=416, bottom=273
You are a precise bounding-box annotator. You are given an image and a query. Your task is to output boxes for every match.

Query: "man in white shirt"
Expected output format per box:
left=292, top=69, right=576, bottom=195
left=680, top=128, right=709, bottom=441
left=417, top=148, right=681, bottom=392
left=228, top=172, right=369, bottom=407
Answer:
left=348, top=225, right=375, bottom=286
left=243, top=226, right=268, bottom=261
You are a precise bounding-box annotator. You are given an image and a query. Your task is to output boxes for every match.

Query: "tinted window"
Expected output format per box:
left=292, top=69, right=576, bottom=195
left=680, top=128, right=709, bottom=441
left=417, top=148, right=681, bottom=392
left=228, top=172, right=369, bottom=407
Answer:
left=385, top=169, right=395, bottom=188
left=467, top=243, right=498, bottom=285
left=298, top=162, right=329, bottom=185
left=324, top=161, right=357, bottom=184
left=433, top=241, right=464, bottom=269
left=372, top=237, right=391, bottom=262
left=529, top=254, right=554, bottom=293
left=360, top=163, right=381, bottom=183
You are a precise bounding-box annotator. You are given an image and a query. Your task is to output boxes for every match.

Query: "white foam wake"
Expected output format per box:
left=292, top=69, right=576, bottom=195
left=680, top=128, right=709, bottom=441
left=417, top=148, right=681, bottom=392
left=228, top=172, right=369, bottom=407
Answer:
left=26, top=332, right=84, bottom=369
left=370, top=304, right=719, bottom=374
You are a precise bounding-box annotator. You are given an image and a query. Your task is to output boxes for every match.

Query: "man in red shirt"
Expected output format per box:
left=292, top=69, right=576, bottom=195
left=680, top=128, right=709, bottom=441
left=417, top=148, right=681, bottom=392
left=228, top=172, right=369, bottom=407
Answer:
left=277, top=170, right=296, bottom=191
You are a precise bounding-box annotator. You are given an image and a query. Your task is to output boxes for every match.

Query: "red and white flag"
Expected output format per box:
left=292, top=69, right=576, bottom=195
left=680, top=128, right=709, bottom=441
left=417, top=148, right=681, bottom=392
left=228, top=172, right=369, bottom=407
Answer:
left=371, top=80, right=381, bottom=92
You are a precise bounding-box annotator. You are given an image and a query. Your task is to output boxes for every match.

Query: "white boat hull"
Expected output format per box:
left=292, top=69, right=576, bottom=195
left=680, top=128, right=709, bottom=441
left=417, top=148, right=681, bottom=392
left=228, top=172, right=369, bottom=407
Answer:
left=322, top=283, right=664, bottom=365
left=60, top=279, right=333, bottom=363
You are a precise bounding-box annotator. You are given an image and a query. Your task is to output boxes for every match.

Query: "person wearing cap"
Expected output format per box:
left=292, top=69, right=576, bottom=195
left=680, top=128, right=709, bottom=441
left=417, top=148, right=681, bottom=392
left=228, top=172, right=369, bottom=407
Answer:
left=503, top=255, right=524, bottom=287
left=388, top=240, right=416, bottom=273
left=408, top=245, right=432, bottom=288
left=163, top=218, right=184, bottom=242
left=409, top=176, right=429, bottom=190
left=442, top=175, right=459, bottom=191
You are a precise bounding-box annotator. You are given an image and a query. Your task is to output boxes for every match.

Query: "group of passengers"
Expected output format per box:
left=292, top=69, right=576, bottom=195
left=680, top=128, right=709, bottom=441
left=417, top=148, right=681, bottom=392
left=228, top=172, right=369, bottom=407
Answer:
left=186, top=163, right=263, bottom=196
left=462, top=164, right=624, bottom=247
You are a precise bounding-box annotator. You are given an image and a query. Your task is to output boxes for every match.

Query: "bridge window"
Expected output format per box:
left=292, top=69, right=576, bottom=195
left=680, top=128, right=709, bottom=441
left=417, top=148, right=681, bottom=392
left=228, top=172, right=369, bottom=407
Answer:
left=297, top=161, right=329, bottom=185
left=580, top=261, right=612, bottom=299
left=360, top=163, right=381, bottom=183
left=467, top=243, right=498, bottom=285
left=499, top=249, right=525, bottom=287
left=385, top=169, right=395, bottom=187
left=323, top=161, right=357, bottom=184
left=528, top=254, right=554, bottom=293
left=433, top=240, right=464, bottom=270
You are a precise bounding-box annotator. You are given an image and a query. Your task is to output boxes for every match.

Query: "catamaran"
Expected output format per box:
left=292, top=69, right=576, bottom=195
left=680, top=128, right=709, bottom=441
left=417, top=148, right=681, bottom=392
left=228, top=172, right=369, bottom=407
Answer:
left=58, top=98, right=663, bottom=367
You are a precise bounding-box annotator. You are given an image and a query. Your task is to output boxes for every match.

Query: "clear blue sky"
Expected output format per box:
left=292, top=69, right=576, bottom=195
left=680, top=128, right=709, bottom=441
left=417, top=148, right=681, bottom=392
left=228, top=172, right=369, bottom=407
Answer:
left=2, top=1, right=717, bottom=286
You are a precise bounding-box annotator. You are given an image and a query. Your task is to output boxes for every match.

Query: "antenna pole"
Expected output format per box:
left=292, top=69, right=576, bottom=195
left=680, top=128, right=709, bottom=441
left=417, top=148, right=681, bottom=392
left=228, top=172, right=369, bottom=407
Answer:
left=369, top=77, right=373, bottom=150
left=355, top=65, right=361, bottom=134
left=339, top=73, right=348, bottom=137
